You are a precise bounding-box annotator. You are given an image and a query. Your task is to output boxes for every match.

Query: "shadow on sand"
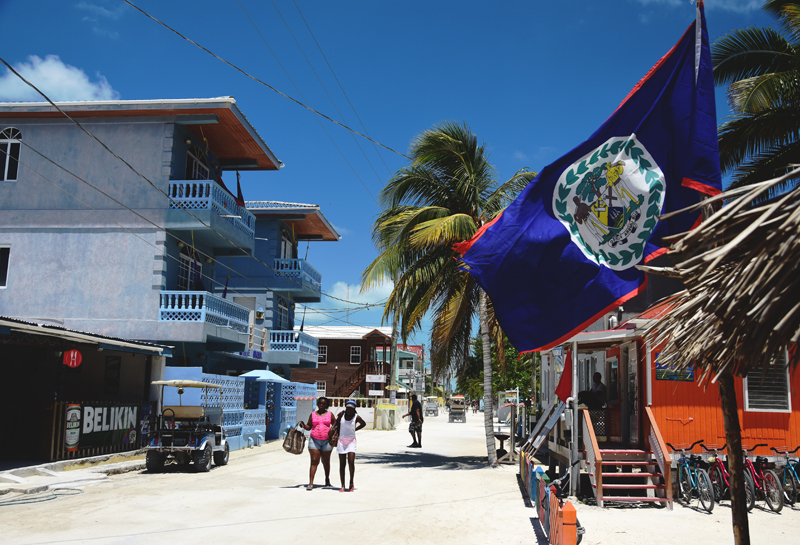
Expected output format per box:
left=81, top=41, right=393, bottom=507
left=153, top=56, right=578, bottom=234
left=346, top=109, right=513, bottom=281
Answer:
left=357, top=451, right=486, bottom=471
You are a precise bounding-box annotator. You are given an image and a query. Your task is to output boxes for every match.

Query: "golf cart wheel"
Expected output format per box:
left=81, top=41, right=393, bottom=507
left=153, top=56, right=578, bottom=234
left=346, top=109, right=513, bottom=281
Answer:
left=213, top=442, right=230, bottom=466
left=146, top=451, right=165, bottom=473
left=193, top=444, right=212, bottom=473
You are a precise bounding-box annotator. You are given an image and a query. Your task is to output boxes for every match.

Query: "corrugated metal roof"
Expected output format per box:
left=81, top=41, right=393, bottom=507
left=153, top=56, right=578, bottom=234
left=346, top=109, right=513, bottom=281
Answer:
left=245, top=201, right=318, bottom=210
left=0, top=316, right=172, bottom=354
left=294, top=325, right=392, bottom=340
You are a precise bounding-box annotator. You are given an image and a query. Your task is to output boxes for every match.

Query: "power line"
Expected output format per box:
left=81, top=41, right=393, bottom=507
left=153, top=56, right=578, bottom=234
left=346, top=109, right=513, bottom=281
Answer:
left=291, top=0, right=393, bottom=175
left=122, top=0, right=411, bottom=161
left=266, top=0, right=385, bottom=185
left=0, top=54, right=382, bottom=309
left=235, top=0, right=379, bottom=206
left=1, top=143, right=372, bottom=329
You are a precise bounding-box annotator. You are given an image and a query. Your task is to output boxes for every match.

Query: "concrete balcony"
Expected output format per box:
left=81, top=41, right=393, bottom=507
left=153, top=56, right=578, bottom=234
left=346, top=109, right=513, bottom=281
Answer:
left=271, top=258, right=322, bottom=303
left=158, top=291, right=250, bottom=349
left=165, top=179, right=256, bottom=253
left=268, top=330, right=319, bottom=368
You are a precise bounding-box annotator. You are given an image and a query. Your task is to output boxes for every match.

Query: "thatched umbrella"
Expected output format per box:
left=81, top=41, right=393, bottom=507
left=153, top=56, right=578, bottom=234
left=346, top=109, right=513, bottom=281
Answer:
left=639, top=168, right=800, bottom=545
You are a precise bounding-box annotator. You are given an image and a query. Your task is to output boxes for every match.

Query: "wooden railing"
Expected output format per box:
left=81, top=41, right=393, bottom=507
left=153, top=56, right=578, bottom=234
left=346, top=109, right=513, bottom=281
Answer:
left=645, top=406, right=672, bottom=510
left=329, top=361, right=386, bottom=398
left=549, top=488, right=578, bottom=545
left=581, top=408, right=603, bottom=508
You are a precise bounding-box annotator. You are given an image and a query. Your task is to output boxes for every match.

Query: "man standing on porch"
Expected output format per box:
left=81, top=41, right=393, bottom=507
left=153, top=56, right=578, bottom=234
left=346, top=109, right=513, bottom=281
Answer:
left=591, top=372, right=607, bottom=407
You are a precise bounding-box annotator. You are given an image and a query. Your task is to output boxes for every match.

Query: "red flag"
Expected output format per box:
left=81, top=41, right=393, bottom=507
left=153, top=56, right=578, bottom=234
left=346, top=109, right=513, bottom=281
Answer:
left=554, top=348, right=573, bottom=402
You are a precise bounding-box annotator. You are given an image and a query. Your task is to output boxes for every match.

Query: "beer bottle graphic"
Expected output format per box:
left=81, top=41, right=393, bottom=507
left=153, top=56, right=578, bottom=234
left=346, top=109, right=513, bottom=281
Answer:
left=65, top=404, right=81, bottom=452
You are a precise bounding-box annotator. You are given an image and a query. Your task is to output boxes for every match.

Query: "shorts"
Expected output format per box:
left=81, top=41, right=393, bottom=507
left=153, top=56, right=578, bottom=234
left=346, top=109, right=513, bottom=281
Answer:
left=409, top=421, right=422, bottom=433
left=308, top=436, right=333, bottom=451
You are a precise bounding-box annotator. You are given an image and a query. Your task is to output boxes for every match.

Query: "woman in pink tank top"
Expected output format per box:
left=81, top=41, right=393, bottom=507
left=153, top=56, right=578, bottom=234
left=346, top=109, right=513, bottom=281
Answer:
left=300, top=397, right=334, bottom=490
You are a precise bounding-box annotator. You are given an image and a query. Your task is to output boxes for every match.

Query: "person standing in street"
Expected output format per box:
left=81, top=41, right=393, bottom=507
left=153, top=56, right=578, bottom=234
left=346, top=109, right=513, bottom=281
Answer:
left=403, top=394, right=424, bottom=448
left=300, top=396, right=334, bottom=490
left=335, top=399, right=366, bottom=492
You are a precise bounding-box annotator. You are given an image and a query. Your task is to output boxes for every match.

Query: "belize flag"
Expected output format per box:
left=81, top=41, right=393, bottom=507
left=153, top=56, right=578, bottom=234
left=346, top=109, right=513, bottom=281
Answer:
left=455, top=2, right=721, bottom=353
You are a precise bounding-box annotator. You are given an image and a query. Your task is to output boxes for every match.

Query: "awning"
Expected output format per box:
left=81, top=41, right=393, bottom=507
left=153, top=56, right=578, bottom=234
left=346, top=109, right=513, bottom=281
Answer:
left=240, top=369, right=289, bottom=383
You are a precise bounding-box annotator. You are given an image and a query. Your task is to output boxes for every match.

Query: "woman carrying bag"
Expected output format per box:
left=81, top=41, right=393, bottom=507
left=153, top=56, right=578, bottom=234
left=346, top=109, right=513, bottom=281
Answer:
left=300, top=396, right=334, bottom=490
left=332, top=399, right=366, bottom=492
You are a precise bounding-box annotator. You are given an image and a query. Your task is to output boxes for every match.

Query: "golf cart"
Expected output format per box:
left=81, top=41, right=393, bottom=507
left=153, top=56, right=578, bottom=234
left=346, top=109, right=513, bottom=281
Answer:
left=145, top=380, right=229, bottom=473
left=448, top=396, right=467, bottom=423
left=424, top=396, right=439, bottom=417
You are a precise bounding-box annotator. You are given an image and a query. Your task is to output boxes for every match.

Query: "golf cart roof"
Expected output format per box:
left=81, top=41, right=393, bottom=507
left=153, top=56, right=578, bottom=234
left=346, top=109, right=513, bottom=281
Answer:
left=451, top=395, right=465, bottom=398
left=151, top=379, right=223, bottom=389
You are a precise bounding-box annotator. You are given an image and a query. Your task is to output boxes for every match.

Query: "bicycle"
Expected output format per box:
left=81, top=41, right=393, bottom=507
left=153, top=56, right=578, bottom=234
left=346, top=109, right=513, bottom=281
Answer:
left=666, top=440, right=714, bottom=512
left=771, top=446, right=800, bottom=507
left=701, top=443, right=756, bottom=511
left=549, top=460, right=586, bottom=544
left=743, top=444, right=783, bottom=513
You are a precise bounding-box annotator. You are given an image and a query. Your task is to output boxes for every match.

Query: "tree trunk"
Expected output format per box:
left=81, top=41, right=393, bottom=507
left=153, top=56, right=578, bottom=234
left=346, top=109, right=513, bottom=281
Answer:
left=718, top=372, right=750, bottom=545
left=480, top=290, right=497, bottom=466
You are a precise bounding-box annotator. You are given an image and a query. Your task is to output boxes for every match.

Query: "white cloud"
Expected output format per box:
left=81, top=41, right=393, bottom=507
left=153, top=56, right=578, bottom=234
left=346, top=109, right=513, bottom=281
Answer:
left=300, top=281, right=393, bottom=326
left=512, top=150, right=529, bottom=162
left=0, top=55, right=120, bottom=102
left=331, top=223, right=351, bottom=236
left=634, top=0, right=761, bottom=13
left=75, top=2, right=125, bottom=21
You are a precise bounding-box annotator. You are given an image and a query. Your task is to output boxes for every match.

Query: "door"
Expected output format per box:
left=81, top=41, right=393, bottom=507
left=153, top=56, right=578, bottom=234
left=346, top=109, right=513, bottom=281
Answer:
left=621, top=343, right=640, bottom=445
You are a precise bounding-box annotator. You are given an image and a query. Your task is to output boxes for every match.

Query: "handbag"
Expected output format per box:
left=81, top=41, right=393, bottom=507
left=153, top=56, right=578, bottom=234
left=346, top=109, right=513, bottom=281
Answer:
left=283, top=424, right=306, bottom=455
left=328, top=413, right=340, bottom=447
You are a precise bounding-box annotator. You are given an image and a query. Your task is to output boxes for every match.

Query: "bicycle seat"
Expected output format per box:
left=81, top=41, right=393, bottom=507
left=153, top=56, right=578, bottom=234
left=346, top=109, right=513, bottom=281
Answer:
left=756, top=456, right=769, bottom=465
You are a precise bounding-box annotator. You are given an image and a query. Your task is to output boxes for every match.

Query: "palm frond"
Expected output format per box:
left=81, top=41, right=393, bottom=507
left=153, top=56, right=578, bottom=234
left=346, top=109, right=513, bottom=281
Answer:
left=712, top=26, right=795, bottom=86
left=408, top=213, right=478, bottom=249
left=486, top=168, right=538, bottom=216
left=717, top=107, right=800, bottom=174
left=728, top=72, right=800, bottom=113
left=728, top=141, right=800, bottom=199
left=764, top=2, right=800, bottom=42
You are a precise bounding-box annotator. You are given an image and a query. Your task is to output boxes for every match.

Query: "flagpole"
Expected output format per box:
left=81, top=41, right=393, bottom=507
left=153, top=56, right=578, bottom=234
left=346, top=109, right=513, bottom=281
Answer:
left=571, top=340, right=579, bottom=496
left=694, top=0, right=703, bottom=84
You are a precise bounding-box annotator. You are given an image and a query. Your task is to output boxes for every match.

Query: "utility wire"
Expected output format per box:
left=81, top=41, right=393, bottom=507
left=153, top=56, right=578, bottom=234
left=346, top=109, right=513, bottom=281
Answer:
left=1, top=144, right=373, bottom=328
left=0, top=54, right=380, bottom=309
left=291, top=0, right=393, bottom=175
left=265, top=0, right=385, bottom=185
left=122, top=0, right=411, bottom=161
left=235, top=0, right=379, bottom=206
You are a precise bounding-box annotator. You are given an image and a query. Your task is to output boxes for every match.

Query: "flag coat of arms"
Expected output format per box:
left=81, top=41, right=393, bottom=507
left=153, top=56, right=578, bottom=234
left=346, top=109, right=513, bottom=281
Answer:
left=456, top=4, right=721, bottom=353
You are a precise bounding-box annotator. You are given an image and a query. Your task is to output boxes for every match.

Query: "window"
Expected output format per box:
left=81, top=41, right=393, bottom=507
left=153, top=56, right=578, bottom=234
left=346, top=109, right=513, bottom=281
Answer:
left=277, top=297, right=289, bottom=330
left=350, top=346, right=361, bottom=365
left=316, top=381, right=326, bottom=398
left=318, top=345, right=327, bottom=364
left=185, top=146, right=210, bottom=180
left=281, top=232, right=294, bottom=259
left=177, top=249, right=202, bottom=291
left=1, top=128, right=21, bottom=181
left=745, top=350, right=791, bottom=412
left=0, top=246, right=8, bottom=288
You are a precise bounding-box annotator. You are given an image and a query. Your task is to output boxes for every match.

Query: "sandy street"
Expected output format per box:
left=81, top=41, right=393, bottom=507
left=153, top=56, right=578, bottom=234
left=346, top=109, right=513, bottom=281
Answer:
left=1, top=412, right=532, bottom=545
left=3, top=412, right=800, bottom=545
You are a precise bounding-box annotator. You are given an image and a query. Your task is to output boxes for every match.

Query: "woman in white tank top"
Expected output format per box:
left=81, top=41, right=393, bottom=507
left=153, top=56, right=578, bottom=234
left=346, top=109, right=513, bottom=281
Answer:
left=335, top=400, right=366, bottom=492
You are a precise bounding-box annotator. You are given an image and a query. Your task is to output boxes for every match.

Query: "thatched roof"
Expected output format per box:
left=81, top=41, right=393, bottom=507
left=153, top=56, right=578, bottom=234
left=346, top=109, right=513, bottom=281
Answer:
left=641, top=169, right=800, bottom=382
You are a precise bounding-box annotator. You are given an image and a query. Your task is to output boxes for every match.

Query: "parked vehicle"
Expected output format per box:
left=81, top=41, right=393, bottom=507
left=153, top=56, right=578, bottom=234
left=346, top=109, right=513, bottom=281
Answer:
left=667, top=440, right=714, bottom=513
left=743, top=444, right=783, bottom=512
left=771, top=446, right=800, bottom=506
left=449, top=396, right=466, bottom=423
left=145, top=380, right=230, bottom=473
left=702, top=443, right=755, bottom=510
left=424, top=396, right=439, bottom=417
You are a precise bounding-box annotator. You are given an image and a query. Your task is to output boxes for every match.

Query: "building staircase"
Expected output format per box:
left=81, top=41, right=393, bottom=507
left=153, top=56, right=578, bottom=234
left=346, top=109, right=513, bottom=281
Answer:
left=582, top=408, right=673, bottom=509
left=329, top=361, right=386, bottom=398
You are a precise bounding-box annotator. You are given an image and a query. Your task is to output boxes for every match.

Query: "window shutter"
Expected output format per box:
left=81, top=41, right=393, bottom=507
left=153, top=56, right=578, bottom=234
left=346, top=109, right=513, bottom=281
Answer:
left=746, top=351, right=790, bottom=411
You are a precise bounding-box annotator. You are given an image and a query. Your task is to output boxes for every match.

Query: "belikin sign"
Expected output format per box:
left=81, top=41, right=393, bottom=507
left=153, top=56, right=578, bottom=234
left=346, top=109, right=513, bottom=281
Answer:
left=63, top=404, right=139, bottom=451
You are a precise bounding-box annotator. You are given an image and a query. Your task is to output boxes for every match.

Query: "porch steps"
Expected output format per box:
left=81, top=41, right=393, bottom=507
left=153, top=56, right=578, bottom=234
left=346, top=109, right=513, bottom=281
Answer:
left=595, top=448, right=670, bottom=505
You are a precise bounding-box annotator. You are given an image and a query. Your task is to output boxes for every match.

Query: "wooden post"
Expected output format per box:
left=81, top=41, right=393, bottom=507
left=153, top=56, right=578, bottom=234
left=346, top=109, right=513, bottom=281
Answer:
left=719, top=372, right=750, bottom=545
left=561, top=502, right=578, bottom=545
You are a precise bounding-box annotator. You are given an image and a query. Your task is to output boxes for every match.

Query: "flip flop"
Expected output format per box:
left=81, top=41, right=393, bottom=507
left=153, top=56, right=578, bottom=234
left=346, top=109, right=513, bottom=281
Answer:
left=306, top=485, right=313, bottom=491
left=348, top=484, right=355, bottom=492
left=339, top=487, right=345, bottom=493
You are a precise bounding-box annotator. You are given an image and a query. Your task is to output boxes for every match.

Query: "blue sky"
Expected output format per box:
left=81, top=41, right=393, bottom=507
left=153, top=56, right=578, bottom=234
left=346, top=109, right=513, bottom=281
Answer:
left=0, top=0, right=773, bottom=345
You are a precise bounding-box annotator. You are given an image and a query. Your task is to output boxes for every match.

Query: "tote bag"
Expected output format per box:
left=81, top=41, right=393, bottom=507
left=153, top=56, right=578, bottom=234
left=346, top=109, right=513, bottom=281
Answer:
left=283, top=424, right=306, bottom=455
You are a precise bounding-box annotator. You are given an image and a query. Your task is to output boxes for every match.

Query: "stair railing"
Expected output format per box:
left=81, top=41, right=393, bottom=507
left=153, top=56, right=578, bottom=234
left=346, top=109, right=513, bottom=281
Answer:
left=581, top=408, right=603, bottom=508
left=645, top=406, right=672, bottom=510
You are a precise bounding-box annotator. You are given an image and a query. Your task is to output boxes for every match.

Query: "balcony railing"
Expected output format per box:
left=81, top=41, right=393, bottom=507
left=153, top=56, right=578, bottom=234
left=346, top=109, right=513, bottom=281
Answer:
left=274, top=258, right=322, bottom=293
left=168, top=179, right=256, bottom=240
left=159, top=291, right=250, bottom=333
left=270, top=330, right=319, bottom=357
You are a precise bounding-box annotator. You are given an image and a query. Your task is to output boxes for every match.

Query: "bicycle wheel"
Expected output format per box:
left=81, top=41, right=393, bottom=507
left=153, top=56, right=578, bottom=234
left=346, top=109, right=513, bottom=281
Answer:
left=679, top=464, right=693, bottom=504
left=711, top=465, right=726, bottom=502
left=763, top=469, right=784, bottom=513
left=783, top=467, right=797, bottom=506
left=744, top=471, right=756, bottom=512
left=697, top=468, right=715, bottom=513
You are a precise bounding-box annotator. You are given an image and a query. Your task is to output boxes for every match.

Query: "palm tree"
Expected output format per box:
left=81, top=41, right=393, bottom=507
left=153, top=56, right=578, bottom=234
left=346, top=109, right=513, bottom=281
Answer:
left=712, top=1, right=800, bottom=198
left=362, top=121, right=536, bottom=465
